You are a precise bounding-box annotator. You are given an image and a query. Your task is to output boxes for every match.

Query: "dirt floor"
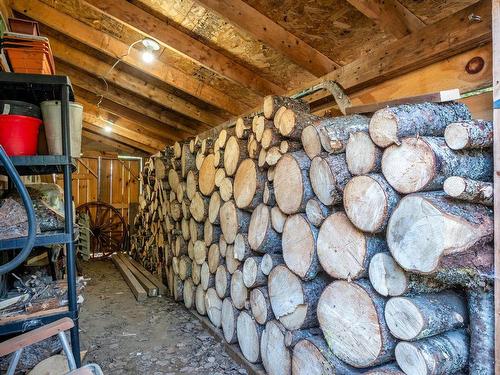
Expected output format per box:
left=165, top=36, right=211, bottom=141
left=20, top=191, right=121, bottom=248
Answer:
left=79, top=259, right=246, bottom=374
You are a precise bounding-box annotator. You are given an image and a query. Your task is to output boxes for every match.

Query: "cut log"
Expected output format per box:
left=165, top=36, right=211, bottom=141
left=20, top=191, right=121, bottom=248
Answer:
left=243, top=256, right=267, bottom=288
left=205, top=288, right=222, bottom=328
left=195, top=152, right=205, bottom=171
left=273, top=106, right=287, bottom=128
left=263, top=182, right=275, bottom=206
left=318, top=212, right=387, bottom=280
left=278, top=110, right=319, bottom=140
left=176, top=182, right=186, bottom=202
left=387, top=192, right=493, bottom=274
left=265, top=146, right=282, bottom=166
left=189, top=217, right=204, bottom=242
left=214, top=167, right=226, bottom=187
left=364, top=363, right=405, bottom=374
left=170, top=201, right=182, bottom=221
left=193, top=240, right=207, bottom=265
left=237, top=311, right=264, bottom=363
left=280, top=140, right=302, bottom=154
left=201, top=138, right=215, bottom=154
left=258, top=148, right=268, bottom=169
left=346, top=131, right=382, bottom=175
left=186, top=170, right=198, bottom=200
left=261, top=253, right=284, bottom=276
left=248, top=204, right=281, bottom=254
left=217, top=128, right=229, bottom=149
left=305, top=198, right=331, bottom=227
left=382, top=136, right=492, bottom=194
left=215, top=264, right=231, bottom=298
left=181, top=199, right=191, bottom=220
left=208, top=191, right=221, bottom=224
left=384, top=291, right=467, bottom=341
left=443, top=176, right=493, bottom=206
left=368, top=253, right=446, bottom=297
left=260, top=320, right=292, bottom=375
left=195, top=283, right=206, bottom=315
left=250, top=287, right=274, bottom=325
left=225, top=245, right=241, bottom=274
left=219, top=235, right=227, bottom=258
left=173, top=141, right=182, bottom=158
left=181, top=218, right=190, bottom=241
left=173, top=275, right=184, bottom=302
left=178, top=255, right=192, bottom=281
left=200, top=262, right=215, bottom=291
left=190, top=192, right=209, bottom=222
left=219, top=200, right=251, bottom=244
left=369, top=102, right=471, bottom=148
left=263, top=95, right=310, bottom=120
left=192, top=262, right=201, bottom=285
left=282, top=214, right=320, bottom=280
left=168, top=169, right=179, bottom=192
left=268, top=265, right=329, bottom=330
left=219, top=177, right=233, bottom=202
left=301, top=125, right=322, bottom=159
left=444, top=119, right=493, bottom=150
left=316, top=114, right=370, bottom=154
left=221, top=297, right=239, bottom=344
left=230, top=270, right=248, bottom=310
left=261, top=127, right=281, bottom=150
left=234, top=159, right=266, bottom=210
left=317, top=279, right=396, bottom=368
left=254, top=116, right=273, bottom=142
left=207, top=243, right=221, bottom=273
left=204, top=221, right=221, bottom=246
left=199, top=154, right=216, bottom=196
left=234, top=233, right=252, bottom=261
left=343, top=174, right=400, bottom=233
left=270, top=206, right=287, bottom=233
left=181, top=143, right=196, bottom=178
left=274, top=151, right=314, bottom=214
left=224, top=136, right=248, bottom=176
left=292, top=335, right=359, bottom=375
left=395, top=329, right=469, bottom=375
left=183, top=278, right=196, bottom=309
left=236, top=117, right=252, bottom=139
left=310, top=153, right=351, bottom=206
left=174, top=236, right=187, bottom=257
left=467, top=288, right=494, bottom=375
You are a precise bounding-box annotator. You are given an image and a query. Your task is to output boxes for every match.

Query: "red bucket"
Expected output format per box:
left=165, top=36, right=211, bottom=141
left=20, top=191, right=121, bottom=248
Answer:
left=0, top=115, right=42, bottom=156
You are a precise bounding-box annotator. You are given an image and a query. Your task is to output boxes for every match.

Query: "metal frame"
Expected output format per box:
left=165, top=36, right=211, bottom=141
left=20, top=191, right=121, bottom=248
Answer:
left=0, top=72, right=81, bottom=366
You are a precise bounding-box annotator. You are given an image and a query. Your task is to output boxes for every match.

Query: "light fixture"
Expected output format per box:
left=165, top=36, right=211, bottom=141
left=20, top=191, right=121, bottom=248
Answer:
left=104, top=125, right=113, bottom=133
left=141, top=38, right=160, bottom=63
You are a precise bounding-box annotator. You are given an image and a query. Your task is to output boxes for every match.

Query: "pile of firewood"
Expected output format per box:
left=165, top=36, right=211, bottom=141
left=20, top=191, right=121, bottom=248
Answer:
left=131, top=95, right=494, bottom=375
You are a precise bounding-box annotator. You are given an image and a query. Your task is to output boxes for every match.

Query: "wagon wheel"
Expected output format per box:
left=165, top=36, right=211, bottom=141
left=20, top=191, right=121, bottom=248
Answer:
left=76, top=201, right=126, bottom=258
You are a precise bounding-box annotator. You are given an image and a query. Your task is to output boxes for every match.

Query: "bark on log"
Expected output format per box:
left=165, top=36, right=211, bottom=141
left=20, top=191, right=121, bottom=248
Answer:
left=224, top=136, right=248, bottom=176
left=343, top=174, right=400, bottom=233
left=215, top=264, right=231, bottom=298
left=225, top=245, right=241, bottom=274
left=382, top=136, right=492, bottom=194
left=221, top=297, right=239, bottom=344
left=243, top=256, right=267, bottom=288
left=174, top=236, right=188, bottom=257
left=208, top=191, right=221, bottom=224
left=316, top=114, right=370, bottom=154
left=318, top=212, right=387, bottom=280
left=173, top=275, right=184, bottom=302
left=250, top=287, right=274, bottom=325
left=364, top=363, right=405, bottom=374
left=305, top=198, right=332, bottom=227
left=387, top=192, right=493, bottom=274
left=199, top=154, right=216, bottom=196
left=384, top=291, right=467, bottom=341
left=467, top=287, right=494, bottom=375
left=278, top=109, right=320, bottom=140
left=395, top=329, right=469, bottom=375
left=230, top=270, right=248, bottom=310
left=234, top=233, right=252, bottom=261
left=268, top=265, right=329, bottom=330
left=369, top=102, right=471, bottom=148
left=190, top=192, right=209, bottom=222
left=368, top=253, right=447, bottom=297
left=195, top=285, right=206, bottom=315
left=274, top=151, right=315, bottom=214
left=204, top=221, right=221, bottom=246
left=270, top=206, right=287, bottom=233
left=186, top=170, right=198, bottom=200
left=234, top=159, right=266, bottom=210
left=205, top=288, right=222, bottom=328
left=181, top=143, right=196, bottom=178
left=346, top=131, right=382, bottom=175
left=261, top=253, right=284, bottom=276
left=282, top=214, right=321, bottom=280
left=236, top=311, right=263, bottom=364
left=317, top=279, right=396, bottom=368
left=219, top=200, right=251, bottom=244
left=263, top=95, right=310, bottom=120
left=310, top=153, right=351, bottom=206
left=263, top=182, right=275, bottom=206
left=236, top=117, right=252, bottom=139
left=443, top=176, right=493, bottom=206
left=183, top=278, right=196, bottom=309
left=207, top=243, right=221, bottom=273
left=248, top=204, right=281, bottom=254
left=444, top=119, right=493, bottom=150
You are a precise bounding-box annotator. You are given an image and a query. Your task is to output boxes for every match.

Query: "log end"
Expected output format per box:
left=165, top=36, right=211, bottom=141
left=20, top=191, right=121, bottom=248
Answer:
left=369, top=109, right=399, bottom=148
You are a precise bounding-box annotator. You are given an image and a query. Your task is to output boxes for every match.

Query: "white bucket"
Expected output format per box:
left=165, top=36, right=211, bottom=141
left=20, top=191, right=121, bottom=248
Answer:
left=40, top=100, right=83, bottom=158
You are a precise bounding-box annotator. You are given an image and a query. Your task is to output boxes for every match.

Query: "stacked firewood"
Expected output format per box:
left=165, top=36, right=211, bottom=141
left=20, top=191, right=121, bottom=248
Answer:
left=131, top=95, right=494, bottom=375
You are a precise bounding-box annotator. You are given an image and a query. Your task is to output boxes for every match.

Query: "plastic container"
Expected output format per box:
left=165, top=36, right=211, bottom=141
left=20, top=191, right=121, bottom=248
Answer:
left=40, top=100, right=83, bottom=158
left=8, top=18, right=40, bottom=36
left=0, top=114, right=42, bottom=156
left=0, top=100, right=41, bottom=118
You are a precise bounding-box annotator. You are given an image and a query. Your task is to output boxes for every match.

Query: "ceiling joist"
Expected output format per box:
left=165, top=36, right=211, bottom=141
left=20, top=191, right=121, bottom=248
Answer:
left=82, top=129, right=143, bottom=156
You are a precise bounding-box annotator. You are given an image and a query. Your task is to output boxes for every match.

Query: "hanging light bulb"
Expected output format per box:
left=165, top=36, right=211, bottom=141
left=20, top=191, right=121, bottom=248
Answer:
left=141, top=38, right=160, bottom=63
left=104, top=125, right=113, bottom=133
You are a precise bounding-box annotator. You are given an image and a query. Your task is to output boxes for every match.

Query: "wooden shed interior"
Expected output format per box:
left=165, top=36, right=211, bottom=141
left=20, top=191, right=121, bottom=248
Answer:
left=0, top=0, right=497, bottom=373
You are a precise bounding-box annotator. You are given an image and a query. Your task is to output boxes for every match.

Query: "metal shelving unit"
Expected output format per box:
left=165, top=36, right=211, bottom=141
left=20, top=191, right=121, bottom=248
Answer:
left=0, top=72, right=81, bottom=366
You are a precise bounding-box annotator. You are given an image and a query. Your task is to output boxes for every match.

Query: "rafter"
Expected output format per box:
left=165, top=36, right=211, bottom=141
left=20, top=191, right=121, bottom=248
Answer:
left=49, top=38, right=221, bottom=127
left=347, top=0, right=425, bottom=38
left=82, top=129, right=143, bottom=156
left=0, top=0, right=12, bottom=19
left=12, top=0, right=250, bottom=114
left=57, top=61, right=203, bottom=135
left=83, top=0, right=284, bottom=97
left=193, top=0, right=339, bottom=77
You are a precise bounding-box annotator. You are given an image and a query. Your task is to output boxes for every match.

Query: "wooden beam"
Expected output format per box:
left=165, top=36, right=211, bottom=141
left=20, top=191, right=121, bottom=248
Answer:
left=48, top=38, right=220, bottom=127
left=111, top=254, right=147, bottom=302
left=347, top=0, right=424, bottom=38
left=56, top=61, right=203, bottom=135
left=83, top=0, right=284, bottom=96
left=492, top=1, right=500, bottom=373
left=13, top=0, right=250, bottom=115
left=193, top=0, right=339, bottom=77
left=0, top=0, right=12, bottom=20
left=82, top=130, right=141, bottom=156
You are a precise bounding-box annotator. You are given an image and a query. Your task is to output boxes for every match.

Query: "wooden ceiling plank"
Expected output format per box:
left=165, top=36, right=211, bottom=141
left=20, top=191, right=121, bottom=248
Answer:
left=49, top=38, right=220, bottom=128
left=13, top=0, right=250, bottom=115
left=83, top=0, right=284, bottom=96
left=193, top=0, right=340, bottom=77
left=82, top=129, right=140, bottom=155
left=347, top=0, right=425, bottom=38
left=57, top=61, right=202, bottom=135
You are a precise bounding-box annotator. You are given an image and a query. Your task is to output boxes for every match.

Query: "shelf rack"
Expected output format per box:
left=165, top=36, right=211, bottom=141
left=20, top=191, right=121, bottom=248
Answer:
left=0, top=72, right=81, bottom=367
